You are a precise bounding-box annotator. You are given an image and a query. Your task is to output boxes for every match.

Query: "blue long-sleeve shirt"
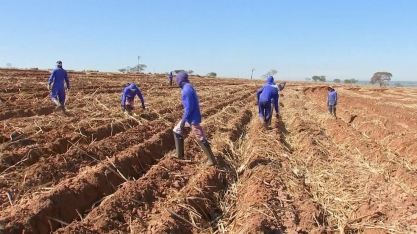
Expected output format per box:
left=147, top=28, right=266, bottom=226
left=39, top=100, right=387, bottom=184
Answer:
left=328, top=90, right=338, bottom=106
left=121, top=83, right=145, bottom=108
left=176, top=71, right=202, bottom=124
left=48, top=67, right=70, bottom=90
left=181, top=83, right=202, bottom=124
left=256, top=85, right=279, bottom=114
left=169, top=72, right=173, bottom=80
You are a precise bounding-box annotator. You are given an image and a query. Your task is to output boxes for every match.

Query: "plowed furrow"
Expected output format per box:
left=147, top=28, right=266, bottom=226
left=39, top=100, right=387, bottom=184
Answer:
left=285, top=88, right=414, bottom=233
left=0, top=128, right=173, bottom=233
left=0, top=107, right=55, bottom=121
left=53, top=92, right=255, bottom=233
left=0, top=117, right=175, bottom=210
left=145, top=107, right=254, bottom=233
left=0, top=92, right=247, bottom=234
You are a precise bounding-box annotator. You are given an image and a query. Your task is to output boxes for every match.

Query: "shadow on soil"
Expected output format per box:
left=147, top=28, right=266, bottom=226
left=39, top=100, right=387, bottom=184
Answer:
left=276, top=119, right=293, bottom=152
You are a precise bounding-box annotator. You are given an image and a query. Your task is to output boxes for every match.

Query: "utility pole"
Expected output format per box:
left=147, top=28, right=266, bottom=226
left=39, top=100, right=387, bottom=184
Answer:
left=251, top=68, right=255, bottom=80
left=137, top=56, right=140, bottom=73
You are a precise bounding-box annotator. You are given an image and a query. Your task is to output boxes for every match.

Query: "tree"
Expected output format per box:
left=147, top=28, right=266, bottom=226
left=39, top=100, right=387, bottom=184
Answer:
left=319, top=75, right=326, bottom=82
left=344, top=79, right=352, bottom=84
left=174, top=69, right=185, bottom=74
left=207, top=72, right=217, bottom=77
left=350, top=78, right=358, bottom=84
left=370, top=72, right=392, bottom=87
left=118, top=68, right=127, bottom=73
left=130, top=64, right=147, bottom=73
left=334, top=79, right=341, bottom=83
left=394, top=83, right=403, bottom=87
left=305, top=77, right=311, bottom=81
left=186, top=70, right=194, bottom=75
left=312, top=76, right=320, bottom=82
left=262, top=69, right=277, bottom=78
left=6, top=63, right=11, bottom=68
left=251, top=68, right=255, bottom=79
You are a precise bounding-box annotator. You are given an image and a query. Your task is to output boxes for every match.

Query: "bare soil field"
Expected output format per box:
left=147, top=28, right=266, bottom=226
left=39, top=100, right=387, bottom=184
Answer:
left=0, top=68, right=416, bottom=233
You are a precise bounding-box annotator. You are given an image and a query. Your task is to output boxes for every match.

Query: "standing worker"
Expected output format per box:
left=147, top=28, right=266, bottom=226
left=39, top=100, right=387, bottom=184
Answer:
left=256, top=76, right=279, bottom=129
left=173, top=71, right=216, bottom=166
left=169, top=71, right=173, bottom=86
left=121, top=82, right=145, bottom=115
left=327, top=86, right=338, bottom=119
left=47, top=61, right=70, bottom=112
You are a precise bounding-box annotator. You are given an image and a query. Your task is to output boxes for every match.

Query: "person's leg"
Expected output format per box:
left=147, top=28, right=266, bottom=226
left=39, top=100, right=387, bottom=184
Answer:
left=173, top=120, right=191, bottom=158
left=125, top=98, right=134, bottom=114
left=56, top=89, right=66, bottom=111
left=258, top=101, right=264, bottom=119
left=264, top=101, right=272, bottom=128
left=333, top=105, right=337, bottom=118
left=50, top=89, right=60, bottom=106
left=191, top=124, right=216, bottom=166
left=328, top=105, right=333, bottom=115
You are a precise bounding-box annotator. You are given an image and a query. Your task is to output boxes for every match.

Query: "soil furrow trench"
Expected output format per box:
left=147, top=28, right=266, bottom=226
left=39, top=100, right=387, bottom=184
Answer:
left=0, top=92, right=251, bottom=234
left=53, top=92, right=255, bottom=233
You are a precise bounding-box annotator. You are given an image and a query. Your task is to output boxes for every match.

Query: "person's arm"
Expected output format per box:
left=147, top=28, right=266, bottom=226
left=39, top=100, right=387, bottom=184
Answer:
left=47, top=69, right=56, bottom=88
left=181, top=90, right=191, bottom=123
left=273, top=94, right=279, bottom=114
left=334, top=92, right=338, bottom=105
left=279, top=83, right=286, bottom=91
left=121, top=88, right=127, bottom=107
left=136, top=89, right=145, bottom=109
left=327, top=93, right=330, bottom=106
left=256, top=87, right=264, bottom=101
left=64, top=71, right=70, bottom=90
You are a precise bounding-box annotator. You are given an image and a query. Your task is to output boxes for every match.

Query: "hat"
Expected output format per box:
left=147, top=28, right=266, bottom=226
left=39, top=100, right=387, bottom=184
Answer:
left=56, top=61, right=62, bottom=65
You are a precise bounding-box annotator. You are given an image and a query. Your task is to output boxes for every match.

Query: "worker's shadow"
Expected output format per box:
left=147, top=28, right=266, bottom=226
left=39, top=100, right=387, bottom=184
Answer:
left=276, top=119, right=292, bottom=152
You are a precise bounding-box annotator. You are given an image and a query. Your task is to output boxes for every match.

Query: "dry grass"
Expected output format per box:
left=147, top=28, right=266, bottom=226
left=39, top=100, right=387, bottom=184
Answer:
left=282, top=87, right=416, bottom=233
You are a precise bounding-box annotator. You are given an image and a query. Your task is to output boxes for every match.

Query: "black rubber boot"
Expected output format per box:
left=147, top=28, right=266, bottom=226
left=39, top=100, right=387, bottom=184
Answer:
left=198, top=140, right=216, bottom=166
left=174, top=133, right=184, bottom=159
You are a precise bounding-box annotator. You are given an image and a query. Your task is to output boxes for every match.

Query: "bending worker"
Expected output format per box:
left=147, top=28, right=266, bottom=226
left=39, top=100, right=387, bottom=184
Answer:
left=256, top=76, right=279, bottom=129
left=47, top=61, right=70, bottom=112
left=173, top=71, right=216, bottom=166
left=121, top=82, right=145, bottom=115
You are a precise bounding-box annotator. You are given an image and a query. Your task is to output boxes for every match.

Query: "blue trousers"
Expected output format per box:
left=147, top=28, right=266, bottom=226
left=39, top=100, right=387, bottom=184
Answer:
left=258, top=100, right=272, bottom=121
left=50, top=88, right=66, bottom=104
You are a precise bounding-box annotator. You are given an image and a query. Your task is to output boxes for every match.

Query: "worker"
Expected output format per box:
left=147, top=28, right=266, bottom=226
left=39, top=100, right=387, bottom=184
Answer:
left=169, top=71, right=173, bottom=86
left=121, top=82, right=145, bottom=115
left=173, top=71, right=216, bottom=166
left=327, top=86, right=338, bottom=118
left=256, top=76, right=279, bottom=129
left=47, top=61, right=70, bottom=112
